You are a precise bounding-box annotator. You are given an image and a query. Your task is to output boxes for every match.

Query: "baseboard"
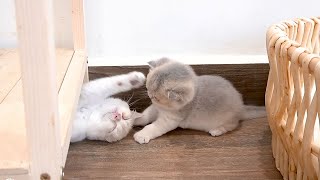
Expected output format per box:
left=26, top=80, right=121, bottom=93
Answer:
left=88, top=62, right=269, bottom=112
left=88, top=54, right=268, bottom=66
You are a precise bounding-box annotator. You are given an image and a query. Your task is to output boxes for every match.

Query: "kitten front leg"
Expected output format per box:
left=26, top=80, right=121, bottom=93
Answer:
left=133, top=117, right=180, bottom=144
left=133, top=105, right=158, bottom=126
left=81, top=71, right=145, bottom=99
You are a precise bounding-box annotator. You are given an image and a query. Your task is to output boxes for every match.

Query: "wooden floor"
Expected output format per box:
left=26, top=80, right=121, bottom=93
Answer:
left=64, top=117, right=282, bottom=179
left=64, top=64, right=281, bottom=179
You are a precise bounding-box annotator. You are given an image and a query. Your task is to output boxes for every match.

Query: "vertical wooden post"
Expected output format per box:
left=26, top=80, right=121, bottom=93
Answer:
left=72, top=0, right=86, bottom=50
left=83, top=63, right=89, bottom=83
left=15, top=0, right=62, bottom=179
left=72, top=0, right=89, bottom=83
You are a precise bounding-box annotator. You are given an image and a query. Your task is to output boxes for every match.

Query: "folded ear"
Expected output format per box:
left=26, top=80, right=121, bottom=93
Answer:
left=148, top=58, right=170, bottom=69
left=147, top=60, right=157, bottom=69
left=131, top=111, right=144, bottom=119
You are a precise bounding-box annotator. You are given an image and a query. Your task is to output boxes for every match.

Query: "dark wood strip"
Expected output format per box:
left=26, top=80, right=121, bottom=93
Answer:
left=88, top=64, right=269, bottom=112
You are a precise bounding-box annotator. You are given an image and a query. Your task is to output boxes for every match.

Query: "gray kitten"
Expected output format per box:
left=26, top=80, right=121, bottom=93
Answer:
left=133, top=58, right=266, bottom=144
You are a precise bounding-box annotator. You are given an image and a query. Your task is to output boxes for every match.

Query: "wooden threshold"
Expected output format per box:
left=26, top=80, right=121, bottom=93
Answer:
left=0, top=49, right=86, bottom=178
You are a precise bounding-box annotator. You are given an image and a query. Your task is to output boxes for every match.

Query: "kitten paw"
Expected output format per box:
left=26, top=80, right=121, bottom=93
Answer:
left=134, top=131, right=150, bottom=144
left=209, top=128, right=227, bottom=137
left=129, top=71, right=146, bottom=88
left=117, top=107, right=132, bottom=120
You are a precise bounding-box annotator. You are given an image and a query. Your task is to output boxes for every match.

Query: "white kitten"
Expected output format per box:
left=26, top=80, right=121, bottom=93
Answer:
left=71, top=71, right=145, bottom=143
left=133, top=58, right=266, bottom=144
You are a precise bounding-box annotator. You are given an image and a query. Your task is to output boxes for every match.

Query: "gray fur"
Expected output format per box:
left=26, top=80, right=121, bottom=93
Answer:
left=148, top=57, right=171, bottom=69
left=133, top=58, right=266, bottom=144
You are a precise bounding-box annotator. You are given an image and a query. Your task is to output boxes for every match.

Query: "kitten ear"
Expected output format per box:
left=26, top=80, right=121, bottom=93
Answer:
left=148, top=58, right=170, bottom=69
left=131, top=111, right=143, bottom=119
left=147, top=60, right=157, bottom=69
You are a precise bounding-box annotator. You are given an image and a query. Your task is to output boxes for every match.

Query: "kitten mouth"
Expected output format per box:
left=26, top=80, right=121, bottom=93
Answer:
left=102, top=113, right=119, bottom=134
left=107, top=121, right=118, bottom=134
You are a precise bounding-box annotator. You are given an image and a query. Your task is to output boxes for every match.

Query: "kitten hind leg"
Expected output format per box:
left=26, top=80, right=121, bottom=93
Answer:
left=70, top=112, right=88, bottom=142
left=209, top=121, right=239, bottom=137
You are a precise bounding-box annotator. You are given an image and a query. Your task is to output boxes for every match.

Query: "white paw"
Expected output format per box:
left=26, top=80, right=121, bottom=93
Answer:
left=134, top=131, right=150, bottom=144
left=117, top=107, right=132, bottom=120
left=209, top=128, right=227, bottom=137
left=129, top=71, right=146, bottom=88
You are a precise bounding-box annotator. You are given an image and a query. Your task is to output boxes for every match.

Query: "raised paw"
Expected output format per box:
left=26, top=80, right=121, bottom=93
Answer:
left=117, top=107, right=132, bottom=120
left=209, top=128, right=227, bottom=137
left=134, top=131, right=150, bottom=144
left=129, top=71, right=146, bottom=88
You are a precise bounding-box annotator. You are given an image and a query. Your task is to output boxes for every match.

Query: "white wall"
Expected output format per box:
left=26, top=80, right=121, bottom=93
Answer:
left=0, top=0, right=17, bottom=47
left=1, top=0, right=320, bottom=65
left=0, top=0, right=73, bottom=48
left=84, top=0, right=320, bottom=65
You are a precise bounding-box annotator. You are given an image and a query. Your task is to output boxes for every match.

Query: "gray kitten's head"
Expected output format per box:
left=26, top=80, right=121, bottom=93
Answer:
left=146, top=58, right=196, bottom=110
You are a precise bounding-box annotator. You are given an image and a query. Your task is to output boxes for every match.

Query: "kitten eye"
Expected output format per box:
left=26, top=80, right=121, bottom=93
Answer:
left=102, top=112, right=113, bottom=120
left=122, top=112, right=131, bottom=120
left=153, top=96, right=159, bottom=101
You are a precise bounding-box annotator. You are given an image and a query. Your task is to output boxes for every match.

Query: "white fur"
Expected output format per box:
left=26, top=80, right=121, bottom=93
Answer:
left=71, top=71, right=145, bottom=143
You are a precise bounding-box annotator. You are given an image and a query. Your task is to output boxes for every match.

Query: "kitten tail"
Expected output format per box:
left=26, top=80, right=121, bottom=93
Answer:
left=240, top=105, right=267, bottom=120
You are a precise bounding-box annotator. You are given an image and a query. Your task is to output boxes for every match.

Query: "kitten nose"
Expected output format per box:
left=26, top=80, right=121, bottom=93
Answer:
left=113, top=112, right=121, bottom=121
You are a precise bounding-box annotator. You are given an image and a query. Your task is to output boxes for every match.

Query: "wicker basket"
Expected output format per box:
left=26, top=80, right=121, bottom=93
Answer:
left=266, top=17, right=320, bottom=179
